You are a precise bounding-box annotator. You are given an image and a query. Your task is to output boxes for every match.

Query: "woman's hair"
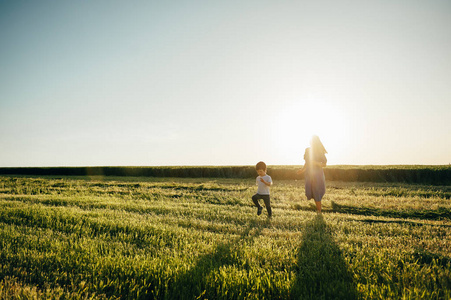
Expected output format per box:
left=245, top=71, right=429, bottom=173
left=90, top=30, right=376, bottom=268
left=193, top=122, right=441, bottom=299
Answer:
left=310, top=135, right=327, bottom=154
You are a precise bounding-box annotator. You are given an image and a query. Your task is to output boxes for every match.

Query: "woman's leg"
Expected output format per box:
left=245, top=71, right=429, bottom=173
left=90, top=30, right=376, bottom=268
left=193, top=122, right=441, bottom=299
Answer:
left=315, top=201, right=322, bottom=214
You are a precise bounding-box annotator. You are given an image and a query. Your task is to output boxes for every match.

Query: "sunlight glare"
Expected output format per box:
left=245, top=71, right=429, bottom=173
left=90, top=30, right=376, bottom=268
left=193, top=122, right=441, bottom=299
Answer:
left=271, top=100, right=350, bottom=165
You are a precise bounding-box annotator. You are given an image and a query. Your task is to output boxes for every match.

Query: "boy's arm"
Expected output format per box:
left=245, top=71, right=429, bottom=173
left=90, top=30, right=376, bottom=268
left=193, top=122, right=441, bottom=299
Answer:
left=259, top=177, right=272, bottom=186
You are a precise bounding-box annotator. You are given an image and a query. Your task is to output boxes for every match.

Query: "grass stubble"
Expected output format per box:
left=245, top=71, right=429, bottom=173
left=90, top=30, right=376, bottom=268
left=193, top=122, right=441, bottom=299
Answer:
left=0, top=176, right=450, bottom=299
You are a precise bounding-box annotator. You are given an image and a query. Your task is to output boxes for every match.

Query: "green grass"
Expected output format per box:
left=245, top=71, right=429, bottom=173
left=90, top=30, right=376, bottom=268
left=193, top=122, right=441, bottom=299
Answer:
left=0, top=176, right=450, bottom=299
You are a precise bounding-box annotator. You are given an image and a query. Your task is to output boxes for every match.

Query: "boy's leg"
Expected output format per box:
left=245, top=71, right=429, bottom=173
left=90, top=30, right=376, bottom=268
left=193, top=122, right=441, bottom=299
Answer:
left=262, top=195, right=272, bottom=217
left=252, top=194, right=262, bottom=207
left=252, top=194, right=263, bottom=215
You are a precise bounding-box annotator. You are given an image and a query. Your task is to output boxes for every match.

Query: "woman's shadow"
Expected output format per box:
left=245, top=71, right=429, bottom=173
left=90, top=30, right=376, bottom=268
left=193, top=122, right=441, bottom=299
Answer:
left=291, top=214, right=358, bottom=300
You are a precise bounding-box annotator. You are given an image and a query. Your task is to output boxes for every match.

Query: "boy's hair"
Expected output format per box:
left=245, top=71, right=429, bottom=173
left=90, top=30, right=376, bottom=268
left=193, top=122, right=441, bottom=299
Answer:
left=256, top=161, right=267, bottom=171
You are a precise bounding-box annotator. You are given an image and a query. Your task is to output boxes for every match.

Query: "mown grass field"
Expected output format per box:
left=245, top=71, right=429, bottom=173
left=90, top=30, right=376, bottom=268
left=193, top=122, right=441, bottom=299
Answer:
left=0, top=175, right=450, bottom=299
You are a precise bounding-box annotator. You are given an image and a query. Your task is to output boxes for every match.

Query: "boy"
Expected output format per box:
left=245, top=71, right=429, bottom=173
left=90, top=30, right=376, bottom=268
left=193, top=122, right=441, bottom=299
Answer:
left=252, top=161, right=273, bottom=218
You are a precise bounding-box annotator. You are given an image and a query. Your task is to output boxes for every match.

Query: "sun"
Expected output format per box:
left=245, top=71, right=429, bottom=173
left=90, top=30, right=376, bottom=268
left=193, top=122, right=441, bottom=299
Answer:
left=270, top=100, right=350, bottom=165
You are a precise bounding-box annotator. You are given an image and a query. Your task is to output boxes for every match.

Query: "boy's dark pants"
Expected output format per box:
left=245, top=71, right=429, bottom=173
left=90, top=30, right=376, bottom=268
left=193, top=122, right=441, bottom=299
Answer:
left=252, top=194, right=271, bottom=216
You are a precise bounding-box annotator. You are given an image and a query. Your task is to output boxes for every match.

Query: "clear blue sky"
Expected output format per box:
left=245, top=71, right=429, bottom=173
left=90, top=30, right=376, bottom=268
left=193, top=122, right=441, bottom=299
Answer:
left=1, top=0, right=450, bottom=167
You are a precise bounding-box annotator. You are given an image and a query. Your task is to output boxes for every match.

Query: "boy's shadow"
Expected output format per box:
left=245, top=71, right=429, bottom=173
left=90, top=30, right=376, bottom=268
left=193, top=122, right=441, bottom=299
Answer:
left=168, top=220, right=267, bottom=299
left=291, top=215, right=358, bottom=299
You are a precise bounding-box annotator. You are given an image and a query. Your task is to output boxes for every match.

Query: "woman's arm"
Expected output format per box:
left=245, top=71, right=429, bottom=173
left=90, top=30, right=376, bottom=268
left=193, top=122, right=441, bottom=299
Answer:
left=297, top=164, right=306, bottom=175
left=312, top=161, right=326, bottom=168
left=313, top=153, right=327, bottom=168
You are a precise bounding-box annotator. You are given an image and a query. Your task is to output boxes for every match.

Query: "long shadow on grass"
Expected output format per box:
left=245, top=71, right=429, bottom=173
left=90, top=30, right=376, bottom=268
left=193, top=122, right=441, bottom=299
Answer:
left=356, top=218, right=451, bottom=228
left=167, top=220, right=268, bottom=299
left=332, top=201, right=451, bottom=221
left=290, top=215, right=358, bottom=300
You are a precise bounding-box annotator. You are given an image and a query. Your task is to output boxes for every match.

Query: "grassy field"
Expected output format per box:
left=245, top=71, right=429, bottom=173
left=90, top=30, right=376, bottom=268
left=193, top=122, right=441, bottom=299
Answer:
left=0, top=175, right=450, bottom=299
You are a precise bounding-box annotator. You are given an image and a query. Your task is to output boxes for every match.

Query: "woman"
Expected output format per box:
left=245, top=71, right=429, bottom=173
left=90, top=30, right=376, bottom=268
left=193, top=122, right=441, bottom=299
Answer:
left=298, top=135, right=327, bottom=214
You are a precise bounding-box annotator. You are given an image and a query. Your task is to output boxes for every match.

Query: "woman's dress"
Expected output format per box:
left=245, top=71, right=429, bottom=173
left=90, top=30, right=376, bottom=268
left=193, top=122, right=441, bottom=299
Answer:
left=304, top=148, right=327, bottom=201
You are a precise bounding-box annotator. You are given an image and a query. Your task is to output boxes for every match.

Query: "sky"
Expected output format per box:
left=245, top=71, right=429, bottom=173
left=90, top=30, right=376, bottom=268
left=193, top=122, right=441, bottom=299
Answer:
left=1, top=0, right=450, bottom=167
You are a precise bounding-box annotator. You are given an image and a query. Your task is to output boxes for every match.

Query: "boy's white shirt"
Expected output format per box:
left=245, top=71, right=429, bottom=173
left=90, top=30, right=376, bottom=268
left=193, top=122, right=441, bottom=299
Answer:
left=256, top=175, right=272, bottom=195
